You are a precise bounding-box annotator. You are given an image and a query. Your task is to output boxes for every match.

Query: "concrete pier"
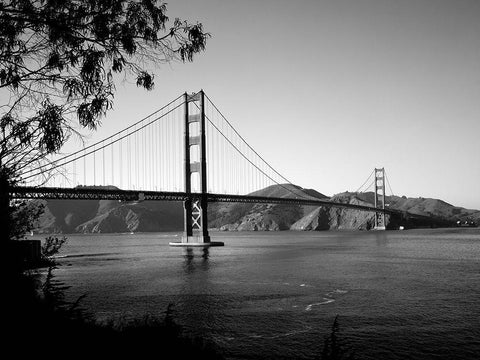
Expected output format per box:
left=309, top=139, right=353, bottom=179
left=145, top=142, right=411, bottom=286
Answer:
left=170, top=234, right=224, bottom=247
left=169, top=241, right=224, bottom=247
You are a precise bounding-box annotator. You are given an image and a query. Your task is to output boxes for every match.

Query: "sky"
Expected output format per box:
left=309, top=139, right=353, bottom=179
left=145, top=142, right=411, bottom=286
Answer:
left=82, top=0, right=480, bottom=209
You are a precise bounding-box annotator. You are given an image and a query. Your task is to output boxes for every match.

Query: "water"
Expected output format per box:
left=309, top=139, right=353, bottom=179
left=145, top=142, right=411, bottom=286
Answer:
left=48, top=229, right=480, bottom=359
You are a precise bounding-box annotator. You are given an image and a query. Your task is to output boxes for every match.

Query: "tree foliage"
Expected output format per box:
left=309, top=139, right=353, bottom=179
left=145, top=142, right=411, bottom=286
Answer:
left=318, top=316, right=356, bottom=360
left=41, top=235, right=67, bottom=258
left=8, top=198, right=44, bottom=240
left=0, top=0, right=209, bottom=180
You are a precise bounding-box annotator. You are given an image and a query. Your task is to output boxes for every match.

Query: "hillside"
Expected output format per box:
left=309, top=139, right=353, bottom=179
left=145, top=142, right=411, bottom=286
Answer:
left=32, top=185, right=479, bottom=233
left=352, top=192, right=480, bottom=224
left=208, top=184, right=326, bottom=231
left=34, top=186, right=184, bottom=234
left=290, top=192, right=480, bottom=231
left=75, top=201, right=183, bottom=233
left=291, top=193, right=378, bottom=231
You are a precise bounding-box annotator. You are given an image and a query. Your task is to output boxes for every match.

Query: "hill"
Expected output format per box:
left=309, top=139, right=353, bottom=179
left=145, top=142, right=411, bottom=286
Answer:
left=291, top=192, right=480, bottom=231
left=34, top=186, right=183, bottom=234
left=291, top=193, right=378, bottom=230
left=32, top=185, right=479, bottom=233
left=208, top=184, right=327, bottom=231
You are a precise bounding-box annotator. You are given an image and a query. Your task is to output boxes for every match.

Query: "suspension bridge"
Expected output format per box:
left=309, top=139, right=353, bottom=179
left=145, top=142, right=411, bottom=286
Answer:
left=10, top=90, right=407, bottom=246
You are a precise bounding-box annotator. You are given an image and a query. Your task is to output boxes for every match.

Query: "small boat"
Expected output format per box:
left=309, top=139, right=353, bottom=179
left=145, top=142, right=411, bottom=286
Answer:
left=456, top=220, right=477, bottom=227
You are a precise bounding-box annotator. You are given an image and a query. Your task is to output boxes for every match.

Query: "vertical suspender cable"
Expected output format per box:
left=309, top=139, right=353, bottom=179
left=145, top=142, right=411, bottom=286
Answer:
left=93, top=145, right=96, bottom=185
left=175, top=107, right=178, bottom=191
left=119, top=137, right=122, bottom=189
left=167, top=106, right=171, bottom=190
left=155, top=115, right=158, bottom=190
left=222, top=117, right=225, bottom=193
left=102, top=141, right=105, bottom=186
left=135, top=125, right=138, bottom=189
left=152, top=119, right=155, bottom=190
left=73, top=159, right=76, bottom=186
left=159, top=113, right=162, bottom=190
left=161, top=115, right=164, bottom=190
left=128, top=135, right=131, bottom=189
left=158, top=115, right=161, bottom=190
left=147, top=122, right=151, bottom=190
left=83, top=149, right=86, bottom=185
left=143, top=122, right=146, bottom=189
left=111, top=140, right=114, bottom=186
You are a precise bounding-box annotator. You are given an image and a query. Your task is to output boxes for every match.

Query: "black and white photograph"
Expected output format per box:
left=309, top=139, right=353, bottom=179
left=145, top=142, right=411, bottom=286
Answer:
left=1, top=0, right=479, bottom=359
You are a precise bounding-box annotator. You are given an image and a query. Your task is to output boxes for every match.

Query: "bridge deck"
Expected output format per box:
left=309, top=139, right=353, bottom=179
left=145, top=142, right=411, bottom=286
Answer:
left=10, top=186, right=403, bottom=215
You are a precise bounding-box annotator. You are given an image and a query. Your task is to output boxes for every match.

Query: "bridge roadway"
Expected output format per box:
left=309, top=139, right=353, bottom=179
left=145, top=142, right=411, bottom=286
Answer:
left=10, top=186, right=406, bottom=216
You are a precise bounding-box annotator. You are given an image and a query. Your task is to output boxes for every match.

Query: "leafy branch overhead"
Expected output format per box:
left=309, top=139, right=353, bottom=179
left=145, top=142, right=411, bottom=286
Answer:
left=0, top=0, right=209, bottom=178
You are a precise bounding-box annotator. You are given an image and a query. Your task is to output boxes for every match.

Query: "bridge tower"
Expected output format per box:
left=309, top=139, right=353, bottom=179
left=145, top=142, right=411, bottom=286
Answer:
left=374, top=167, right=386, bottom=230
left=171, top=90, right=223, bottom=247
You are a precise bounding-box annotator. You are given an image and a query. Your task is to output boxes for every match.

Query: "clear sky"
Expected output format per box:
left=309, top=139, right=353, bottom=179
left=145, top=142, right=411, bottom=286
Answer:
left=84, top=0, right=480, bottom=209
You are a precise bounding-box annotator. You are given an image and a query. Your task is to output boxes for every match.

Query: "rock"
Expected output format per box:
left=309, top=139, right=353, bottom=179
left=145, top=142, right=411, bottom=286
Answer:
left=290, top=207, right=330, bottom=231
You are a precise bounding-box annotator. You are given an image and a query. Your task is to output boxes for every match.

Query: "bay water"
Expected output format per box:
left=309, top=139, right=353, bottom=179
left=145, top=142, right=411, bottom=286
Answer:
left=47, top=229, right=480, bottom=359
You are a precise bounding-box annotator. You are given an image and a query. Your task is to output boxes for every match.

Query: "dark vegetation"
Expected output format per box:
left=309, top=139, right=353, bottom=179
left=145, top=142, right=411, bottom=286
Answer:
left=318, top=316, right=356, bottom=360
left=5, top=260, right=224, bottom=358
left=4, top=227, right=224, bottom=358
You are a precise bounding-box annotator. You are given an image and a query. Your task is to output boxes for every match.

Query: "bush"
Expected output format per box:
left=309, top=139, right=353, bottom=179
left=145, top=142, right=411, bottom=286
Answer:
left=41, top=236, right=67, bottom=259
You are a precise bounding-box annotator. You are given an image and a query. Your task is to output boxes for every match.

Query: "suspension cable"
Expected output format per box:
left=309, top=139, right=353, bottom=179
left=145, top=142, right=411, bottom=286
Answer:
left=18, top=94, right=184, bottom=177
left=355, top=169, right=375, bottom=193
left=188, top=99, right=308, bottom=199
left=20, top=101, right=184, bottom=182
left=385, top=170, right=395, bottom=196
left=203, top=111, right=313, bottom=200
left=194, top=98, right=316, bottom=200
left=204, top=94, right=300, bottom=188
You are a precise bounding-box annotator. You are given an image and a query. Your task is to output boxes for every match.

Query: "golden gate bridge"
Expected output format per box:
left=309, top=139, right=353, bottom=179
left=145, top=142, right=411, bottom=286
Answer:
left=10, top=90, right=414, bottom=246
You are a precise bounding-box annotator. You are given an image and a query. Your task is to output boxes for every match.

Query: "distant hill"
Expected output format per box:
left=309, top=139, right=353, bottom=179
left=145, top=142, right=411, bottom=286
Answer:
left=291, top=191, right=480, bottom=231
left=291, top=193, right=378, bottom=231
left=32, top=185, right=479, bottom=234
left=213, top=189, right=480, bottom=231
left=387, top=195, right=480, bottom=224
left=34, top=186, right=183, bottom=234
left=351, top=192, right=480, bottom=224
left=208, top=184, right=326, bottom=231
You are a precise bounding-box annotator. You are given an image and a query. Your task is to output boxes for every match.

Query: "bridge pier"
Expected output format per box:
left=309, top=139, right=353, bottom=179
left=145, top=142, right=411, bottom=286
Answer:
left=176, top=196, right=216, bottom=246
left=169, top=91, right=223, bottom=247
